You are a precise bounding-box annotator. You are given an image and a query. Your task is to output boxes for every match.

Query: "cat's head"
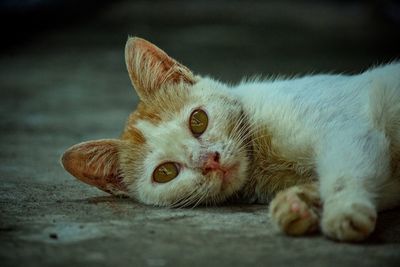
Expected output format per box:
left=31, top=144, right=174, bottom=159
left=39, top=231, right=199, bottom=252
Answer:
left=61, top=37, right=251, bottom=207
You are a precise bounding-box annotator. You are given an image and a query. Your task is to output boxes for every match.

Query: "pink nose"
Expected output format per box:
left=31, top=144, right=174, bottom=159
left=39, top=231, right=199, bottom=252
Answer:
left=202, top=151, right=221, bottom=175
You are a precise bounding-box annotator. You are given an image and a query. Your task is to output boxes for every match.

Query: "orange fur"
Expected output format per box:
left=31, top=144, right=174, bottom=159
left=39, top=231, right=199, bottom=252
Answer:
left=243, top=127, right=316, bottom=202
left=61, top=139, right=128, bottom=195
left=125, top=37, right=197, bottom=102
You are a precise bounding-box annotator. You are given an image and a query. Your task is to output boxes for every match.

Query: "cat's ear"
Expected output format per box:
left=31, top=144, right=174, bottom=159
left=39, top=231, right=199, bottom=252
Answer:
left=61, top=139, right=128, bottom=196
left=125, top=37, right=197, bottom=101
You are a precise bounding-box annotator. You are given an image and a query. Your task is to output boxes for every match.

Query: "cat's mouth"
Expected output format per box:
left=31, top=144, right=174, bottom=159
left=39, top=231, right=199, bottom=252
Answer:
left=207, top=162, right=240, bottom=191
left=224, top=164, right=240, bottom=187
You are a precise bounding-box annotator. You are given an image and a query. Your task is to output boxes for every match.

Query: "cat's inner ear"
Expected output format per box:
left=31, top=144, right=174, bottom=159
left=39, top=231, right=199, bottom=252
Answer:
left=61, top=139, right=128, bottom=196
left=125, top=37, right=197, bottom=101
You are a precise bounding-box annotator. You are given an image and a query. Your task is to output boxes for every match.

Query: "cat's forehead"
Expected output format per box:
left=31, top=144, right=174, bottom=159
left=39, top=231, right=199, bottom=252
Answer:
left=126, top=85, right=189, bottom=123
left=135, top=116, right=196, bottom=162
left=127, top=96, right=198, bottom=143
left=121, top=78, right=233, bottom=144
left=122, top=85, right=191, bottom=142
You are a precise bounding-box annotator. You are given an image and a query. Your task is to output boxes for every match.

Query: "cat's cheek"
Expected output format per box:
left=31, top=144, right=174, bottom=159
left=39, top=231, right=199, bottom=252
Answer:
left=230, top=160, right=249, bottom=191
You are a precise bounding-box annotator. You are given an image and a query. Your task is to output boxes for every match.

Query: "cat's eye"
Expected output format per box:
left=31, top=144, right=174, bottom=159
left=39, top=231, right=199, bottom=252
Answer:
left=153, top=162, right=180, bottom=183
left=189, top=109, right=208, bottom=137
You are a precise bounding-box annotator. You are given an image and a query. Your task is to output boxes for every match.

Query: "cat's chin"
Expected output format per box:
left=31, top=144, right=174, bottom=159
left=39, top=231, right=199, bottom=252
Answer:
left=219, top=163, right=240, bottom=190
left=205, top=162, right=245, bottom=202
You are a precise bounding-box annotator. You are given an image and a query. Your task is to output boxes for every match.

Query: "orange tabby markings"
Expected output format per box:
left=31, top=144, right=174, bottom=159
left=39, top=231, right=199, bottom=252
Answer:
left=125, top=37, right=197, bottom=101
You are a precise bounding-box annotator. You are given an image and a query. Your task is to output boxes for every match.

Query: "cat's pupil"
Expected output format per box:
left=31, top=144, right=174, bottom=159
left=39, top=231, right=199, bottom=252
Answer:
left=160, top=166, right=170, bottom=175
left=191, top=116, right=203, bottom=126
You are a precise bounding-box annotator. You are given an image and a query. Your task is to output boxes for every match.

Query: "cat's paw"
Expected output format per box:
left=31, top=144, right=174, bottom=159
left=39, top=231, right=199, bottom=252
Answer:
left=321, top=201, right=377, bottom=242
left=269, top=185, right=321, bottom=236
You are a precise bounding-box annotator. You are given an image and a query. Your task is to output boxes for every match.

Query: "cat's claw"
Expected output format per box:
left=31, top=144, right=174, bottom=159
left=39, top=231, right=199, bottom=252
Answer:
left=321, top=201, right=377, bottom=242
left=269, top=185, right=321, bottom=236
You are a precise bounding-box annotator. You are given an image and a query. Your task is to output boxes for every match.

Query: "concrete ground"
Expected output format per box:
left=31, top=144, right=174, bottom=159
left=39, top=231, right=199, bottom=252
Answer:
left=1, top=1, right=400, bottom=266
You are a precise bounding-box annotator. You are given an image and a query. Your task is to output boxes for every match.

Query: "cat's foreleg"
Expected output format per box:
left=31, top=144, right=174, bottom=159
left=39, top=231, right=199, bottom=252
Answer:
left=317, top=129, right=391, bottom=241
left=269, top=183, right=321, bottom=236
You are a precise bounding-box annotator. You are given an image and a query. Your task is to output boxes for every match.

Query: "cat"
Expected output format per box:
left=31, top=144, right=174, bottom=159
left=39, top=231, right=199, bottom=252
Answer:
left=61, top=37, right=400, bottom=242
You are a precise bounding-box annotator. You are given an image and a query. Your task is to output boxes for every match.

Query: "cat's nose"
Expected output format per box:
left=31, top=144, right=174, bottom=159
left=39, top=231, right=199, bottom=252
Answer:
left=202, top=151, right=221, bottom=175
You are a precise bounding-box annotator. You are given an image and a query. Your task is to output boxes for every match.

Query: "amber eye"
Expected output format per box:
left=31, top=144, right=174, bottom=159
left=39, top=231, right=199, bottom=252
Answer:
left=153, top=162, right=180, bottom=183
left=189, top=109, right=208, bottom=137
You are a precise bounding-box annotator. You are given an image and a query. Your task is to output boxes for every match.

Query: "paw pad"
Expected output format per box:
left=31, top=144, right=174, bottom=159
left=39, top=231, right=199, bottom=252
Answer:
left=269, top=187, right=321, bottom=236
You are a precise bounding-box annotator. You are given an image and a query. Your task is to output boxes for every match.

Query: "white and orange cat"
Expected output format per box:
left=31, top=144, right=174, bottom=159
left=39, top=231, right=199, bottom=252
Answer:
left=61, top=37, right=400, bottom=242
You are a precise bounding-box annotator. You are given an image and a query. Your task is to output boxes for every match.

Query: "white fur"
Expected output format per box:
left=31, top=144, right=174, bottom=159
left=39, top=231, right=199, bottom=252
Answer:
left=130, top=80, right=249, bottom=207
left=128, top=61, right=400, bottom=240
left=232, top=63, right=400, bottom=240
left=232, top=63, right=400, bottom=204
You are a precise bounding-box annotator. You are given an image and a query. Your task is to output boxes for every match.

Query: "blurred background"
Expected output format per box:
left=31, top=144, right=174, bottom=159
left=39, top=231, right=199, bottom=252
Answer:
left=1, top=1, right=400, bottom=266
left=2, top=1, right=400, bottom=75
left=1, top=0, right=399, bottom=139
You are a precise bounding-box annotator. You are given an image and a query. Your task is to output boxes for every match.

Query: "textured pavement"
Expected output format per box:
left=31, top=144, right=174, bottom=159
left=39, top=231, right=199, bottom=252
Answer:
left=1, top=1, right=400, bottom=266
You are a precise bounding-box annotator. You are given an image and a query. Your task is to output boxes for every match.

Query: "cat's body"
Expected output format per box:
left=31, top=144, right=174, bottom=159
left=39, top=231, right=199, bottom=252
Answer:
left=62, top=37, right=400, bottom=242
left=234, top=66, right=400, bottom=207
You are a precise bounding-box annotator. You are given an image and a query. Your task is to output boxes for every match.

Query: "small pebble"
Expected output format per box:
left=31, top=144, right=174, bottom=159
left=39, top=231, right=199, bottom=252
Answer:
left=49, top=233, right=58, bottom=239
